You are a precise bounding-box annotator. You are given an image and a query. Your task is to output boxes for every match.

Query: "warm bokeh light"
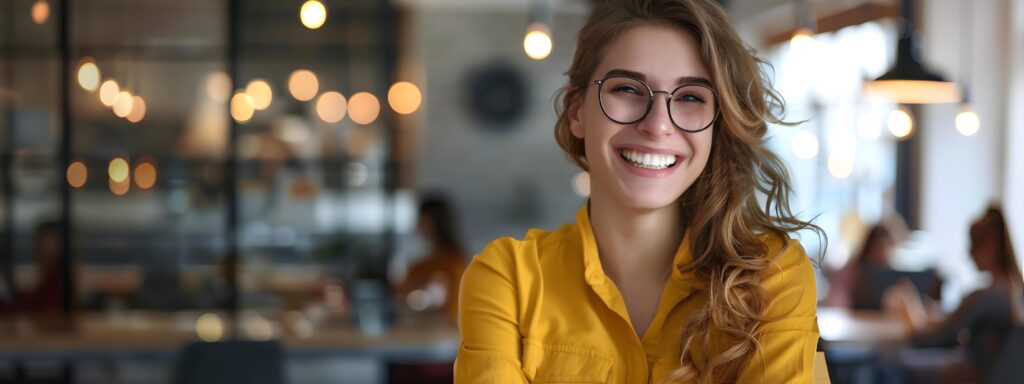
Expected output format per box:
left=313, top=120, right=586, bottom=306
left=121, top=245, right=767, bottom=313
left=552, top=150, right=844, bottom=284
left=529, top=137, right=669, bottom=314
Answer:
left=66, top=161, right=87, bottom=188
left=887, top=108, right=914, bottom=139
left=99, top=80, right=120, bottom=107
left=245, top=79, right=273, bottom=110
left=523, top=23, right=552, bottom=60
left=573, top=172, right=590, bottom=197
left=31, top=0, right=49, bottom=25
left=108, top=157, right=130, bottom=183
left=789, top=28, right=816, bottom=52
left=242, top=313, right=275, bottom=341
left=231, top=92, right=256, bottom=123
left=109, top=177, right=130, bottom=196
left=206, top=72, right=232, bottom=103
left=288, top=69, right=319, bottom=101
left=77, top=58, right=100, bottom=92
left=196, top=313, right=224, bottom=342
left=316, top=91, right=347, bottom=123
left=790, top=130, right=820, bottom=160
left=127, top=96, right=146, bottom=123
left=348, top=92, right=380, bottom=125
left=955, top=106, right=980, bottom=137
left=134, top=161, right=157, bottom=189
left=828, top=152, right=855, bottom=179
left=387, top=82, right=422, bottom=115
left=300, top=0, right=327, bottom=29
left=112, top=91, right=134, bottom=118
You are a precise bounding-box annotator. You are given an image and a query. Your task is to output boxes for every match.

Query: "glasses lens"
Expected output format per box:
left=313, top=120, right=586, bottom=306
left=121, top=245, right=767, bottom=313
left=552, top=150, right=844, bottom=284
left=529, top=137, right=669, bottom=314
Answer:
left=599, top=77, right=649, bottom=124
left=669, top=85, right=717, bottom=132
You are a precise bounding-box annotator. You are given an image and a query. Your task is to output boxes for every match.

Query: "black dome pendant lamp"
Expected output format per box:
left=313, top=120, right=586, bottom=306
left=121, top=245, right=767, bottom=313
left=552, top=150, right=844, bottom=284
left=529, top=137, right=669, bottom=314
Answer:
left=863, top=0, right=960, bottom=104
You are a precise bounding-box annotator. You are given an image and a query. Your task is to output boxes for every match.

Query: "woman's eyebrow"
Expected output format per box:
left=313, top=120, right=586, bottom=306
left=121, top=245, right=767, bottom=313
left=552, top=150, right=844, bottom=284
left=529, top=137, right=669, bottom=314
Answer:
left=603, top=68, right=712, bottom=87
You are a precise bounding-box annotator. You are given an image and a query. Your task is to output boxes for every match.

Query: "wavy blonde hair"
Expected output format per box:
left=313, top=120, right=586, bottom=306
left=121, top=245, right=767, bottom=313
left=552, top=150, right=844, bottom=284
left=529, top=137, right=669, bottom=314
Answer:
left=553, top=0, right=823, bottom=382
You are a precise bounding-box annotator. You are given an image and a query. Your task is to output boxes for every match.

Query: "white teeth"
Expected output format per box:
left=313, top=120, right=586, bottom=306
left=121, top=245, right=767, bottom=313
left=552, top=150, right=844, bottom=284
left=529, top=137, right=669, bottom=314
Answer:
left=620, top=149, right=677, bottom=169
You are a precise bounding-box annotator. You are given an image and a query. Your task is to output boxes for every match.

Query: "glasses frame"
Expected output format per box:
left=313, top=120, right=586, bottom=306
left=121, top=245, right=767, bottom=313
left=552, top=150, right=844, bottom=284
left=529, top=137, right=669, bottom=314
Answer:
left=592, top=75, right=720, bottom=133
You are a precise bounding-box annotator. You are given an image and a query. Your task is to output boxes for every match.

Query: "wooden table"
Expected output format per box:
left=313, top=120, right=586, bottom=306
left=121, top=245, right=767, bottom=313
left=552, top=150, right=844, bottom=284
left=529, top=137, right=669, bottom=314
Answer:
left=817, top=307, right=910, bottom=384
left=0, top=310, right=459, bottom=363
left=817, top=307, right=908, bottom=350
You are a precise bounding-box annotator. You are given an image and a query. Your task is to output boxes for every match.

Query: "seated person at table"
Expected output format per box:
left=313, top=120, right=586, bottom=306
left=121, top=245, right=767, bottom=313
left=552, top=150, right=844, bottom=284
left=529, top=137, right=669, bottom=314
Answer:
left=0, top=221, right=66, bottom=314
left=825, top=223, right=897, bottom=308
left=888, top=206, right=1024, bottom=383
left=394, top=195, right=467, bottom=320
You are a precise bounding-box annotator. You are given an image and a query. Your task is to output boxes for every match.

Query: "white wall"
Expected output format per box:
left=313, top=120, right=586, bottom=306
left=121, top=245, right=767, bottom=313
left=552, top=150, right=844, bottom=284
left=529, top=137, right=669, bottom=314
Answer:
left=921, top=0, right=1013, bottom=298
left=1007, top=0, right=1024, bottom=272
left=406, top=6, right=589, bottom=254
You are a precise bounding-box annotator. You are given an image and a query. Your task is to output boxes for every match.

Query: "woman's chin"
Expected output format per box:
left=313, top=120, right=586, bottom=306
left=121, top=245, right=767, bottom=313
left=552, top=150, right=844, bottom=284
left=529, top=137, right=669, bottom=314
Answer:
left=613, top=188, right=682, bottom=211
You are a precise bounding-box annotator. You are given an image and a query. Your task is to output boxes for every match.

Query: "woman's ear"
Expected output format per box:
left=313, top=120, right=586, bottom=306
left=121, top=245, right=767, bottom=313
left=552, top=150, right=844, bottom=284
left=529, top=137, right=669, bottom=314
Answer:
left=568, top=90, right=585, bottom=139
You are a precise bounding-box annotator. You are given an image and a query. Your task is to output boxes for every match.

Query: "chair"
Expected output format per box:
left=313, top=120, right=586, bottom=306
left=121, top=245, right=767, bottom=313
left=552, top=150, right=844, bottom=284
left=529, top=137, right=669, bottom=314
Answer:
left=175, top=340, right=285, bottom=384
left=987, top=327, right=1024, bottom=384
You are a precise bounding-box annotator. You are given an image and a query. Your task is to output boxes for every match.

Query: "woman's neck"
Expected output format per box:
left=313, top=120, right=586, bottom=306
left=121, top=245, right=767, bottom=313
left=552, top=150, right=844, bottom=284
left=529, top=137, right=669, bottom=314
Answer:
left=588, top=191, right=683, bottom=283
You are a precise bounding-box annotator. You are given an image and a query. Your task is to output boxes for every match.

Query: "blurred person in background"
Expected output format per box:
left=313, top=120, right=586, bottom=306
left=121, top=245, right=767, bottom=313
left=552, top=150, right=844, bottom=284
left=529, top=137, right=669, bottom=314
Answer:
left=394, top=195, right=467, bottom=320
left=825, top=223, right=897, bottom=308
left=888, top=206, right=1024, bottom=383
left=0, top=221, right=65, bottom=314
left=456, top=0, right=826, bottom=382
left=389, top=195, right=467, bottom=384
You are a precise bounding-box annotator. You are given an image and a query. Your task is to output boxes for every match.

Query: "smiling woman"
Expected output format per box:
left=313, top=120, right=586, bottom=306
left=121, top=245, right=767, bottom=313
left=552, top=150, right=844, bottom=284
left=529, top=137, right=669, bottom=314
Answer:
left=455, top=0, right=825, bottom=383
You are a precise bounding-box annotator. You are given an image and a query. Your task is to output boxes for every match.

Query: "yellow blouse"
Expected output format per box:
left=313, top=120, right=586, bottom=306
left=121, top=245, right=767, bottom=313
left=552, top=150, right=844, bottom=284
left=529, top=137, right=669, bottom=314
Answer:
left=455, top=201, right=819, bottom=383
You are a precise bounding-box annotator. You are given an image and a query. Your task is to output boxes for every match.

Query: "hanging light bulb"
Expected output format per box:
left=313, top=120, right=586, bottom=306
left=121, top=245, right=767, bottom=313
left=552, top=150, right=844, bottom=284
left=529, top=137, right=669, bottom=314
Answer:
left=288, top=69, right=319, bottom=101
left=300, top=0, right=327, bottom=30
left=887, top=107, right=914, bottom=139
left=66, top=160, right=88, bottom=188
left=316, top=91, right=347, bottom=123
left=348, top=92, right=380, bottom=125
left=31, top=0, right=49, bottom=25
left=789, top=0, right=817, bottom=57
left=790, top=27, right=815, bottom=51
left=99, top=80, right=120, bottom=107
left=955, top=103, right=980, bottom=136
left=231, top=91, right=256, bottom=123
left=113, top=91, right=134, bottom=118
left=245, top=79, right=273, bottom=110
left=77, top=58, right=101, bottom=91
left=523, top=23, right=552, bottom=61
left=953, top=4, right=979, bottom=137
left=387, top=82, right=422, bottom=115
left=127, top=96, right=147, bottom=123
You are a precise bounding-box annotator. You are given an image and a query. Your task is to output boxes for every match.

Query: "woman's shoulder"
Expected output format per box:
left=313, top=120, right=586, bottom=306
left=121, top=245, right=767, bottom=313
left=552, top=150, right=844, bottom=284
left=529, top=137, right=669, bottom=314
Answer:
left=754, top=232, right=817, bottom=320
left=757, top=232, right=813, bottom=274
left=466, top=223, right=579, bottom=276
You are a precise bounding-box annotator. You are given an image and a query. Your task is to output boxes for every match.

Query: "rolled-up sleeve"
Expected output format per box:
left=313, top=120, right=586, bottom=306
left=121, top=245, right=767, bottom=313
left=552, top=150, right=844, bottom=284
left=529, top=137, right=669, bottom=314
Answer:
left=455, top=238, right=529, bottom=383
left=738, top=238, right=820, bottom=384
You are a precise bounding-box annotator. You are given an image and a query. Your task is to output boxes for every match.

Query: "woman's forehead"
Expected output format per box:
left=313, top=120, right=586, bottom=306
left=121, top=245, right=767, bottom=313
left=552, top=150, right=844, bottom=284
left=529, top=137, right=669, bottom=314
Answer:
left=594, top=24, right=709, bottom=86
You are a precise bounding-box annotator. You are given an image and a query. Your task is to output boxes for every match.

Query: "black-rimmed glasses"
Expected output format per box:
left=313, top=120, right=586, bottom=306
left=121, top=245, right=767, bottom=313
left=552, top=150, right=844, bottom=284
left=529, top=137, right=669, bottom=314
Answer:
left=593, top=75, right=719, bottom=133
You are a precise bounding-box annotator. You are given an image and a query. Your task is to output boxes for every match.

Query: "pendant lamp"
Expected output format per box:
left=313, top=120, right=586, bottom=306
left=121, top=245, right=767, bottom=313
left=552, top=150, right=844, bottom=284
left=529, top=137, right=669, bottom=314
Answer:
left=863, top=0, right=960, bottom=104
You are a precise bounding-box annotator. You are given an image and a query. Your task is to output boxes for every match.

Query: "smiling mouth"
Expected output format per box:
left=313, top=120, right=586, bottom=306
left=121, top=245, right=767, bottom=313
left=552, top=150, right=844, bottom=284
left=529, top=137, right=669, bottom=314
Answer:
left=619, top=148, right=678, bottom=170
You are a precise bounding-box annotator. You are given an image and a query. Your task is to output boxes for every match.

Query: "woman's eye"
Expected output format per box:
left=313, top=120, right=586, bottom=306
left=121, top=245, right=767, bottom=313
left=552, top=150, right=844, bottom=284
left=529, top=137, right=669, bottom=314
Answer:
left=612, top=86, right=641, bottom=95
left=676, top=94, right=704, bottom=103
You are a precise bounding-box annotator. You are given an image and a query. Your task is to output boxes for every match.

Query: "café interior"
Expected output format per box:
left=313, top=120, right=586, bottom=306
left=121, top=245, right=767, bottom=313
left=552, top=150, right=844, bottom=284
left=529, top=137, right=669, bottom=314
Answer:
left=1, top=0, right=1023, bottom=383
